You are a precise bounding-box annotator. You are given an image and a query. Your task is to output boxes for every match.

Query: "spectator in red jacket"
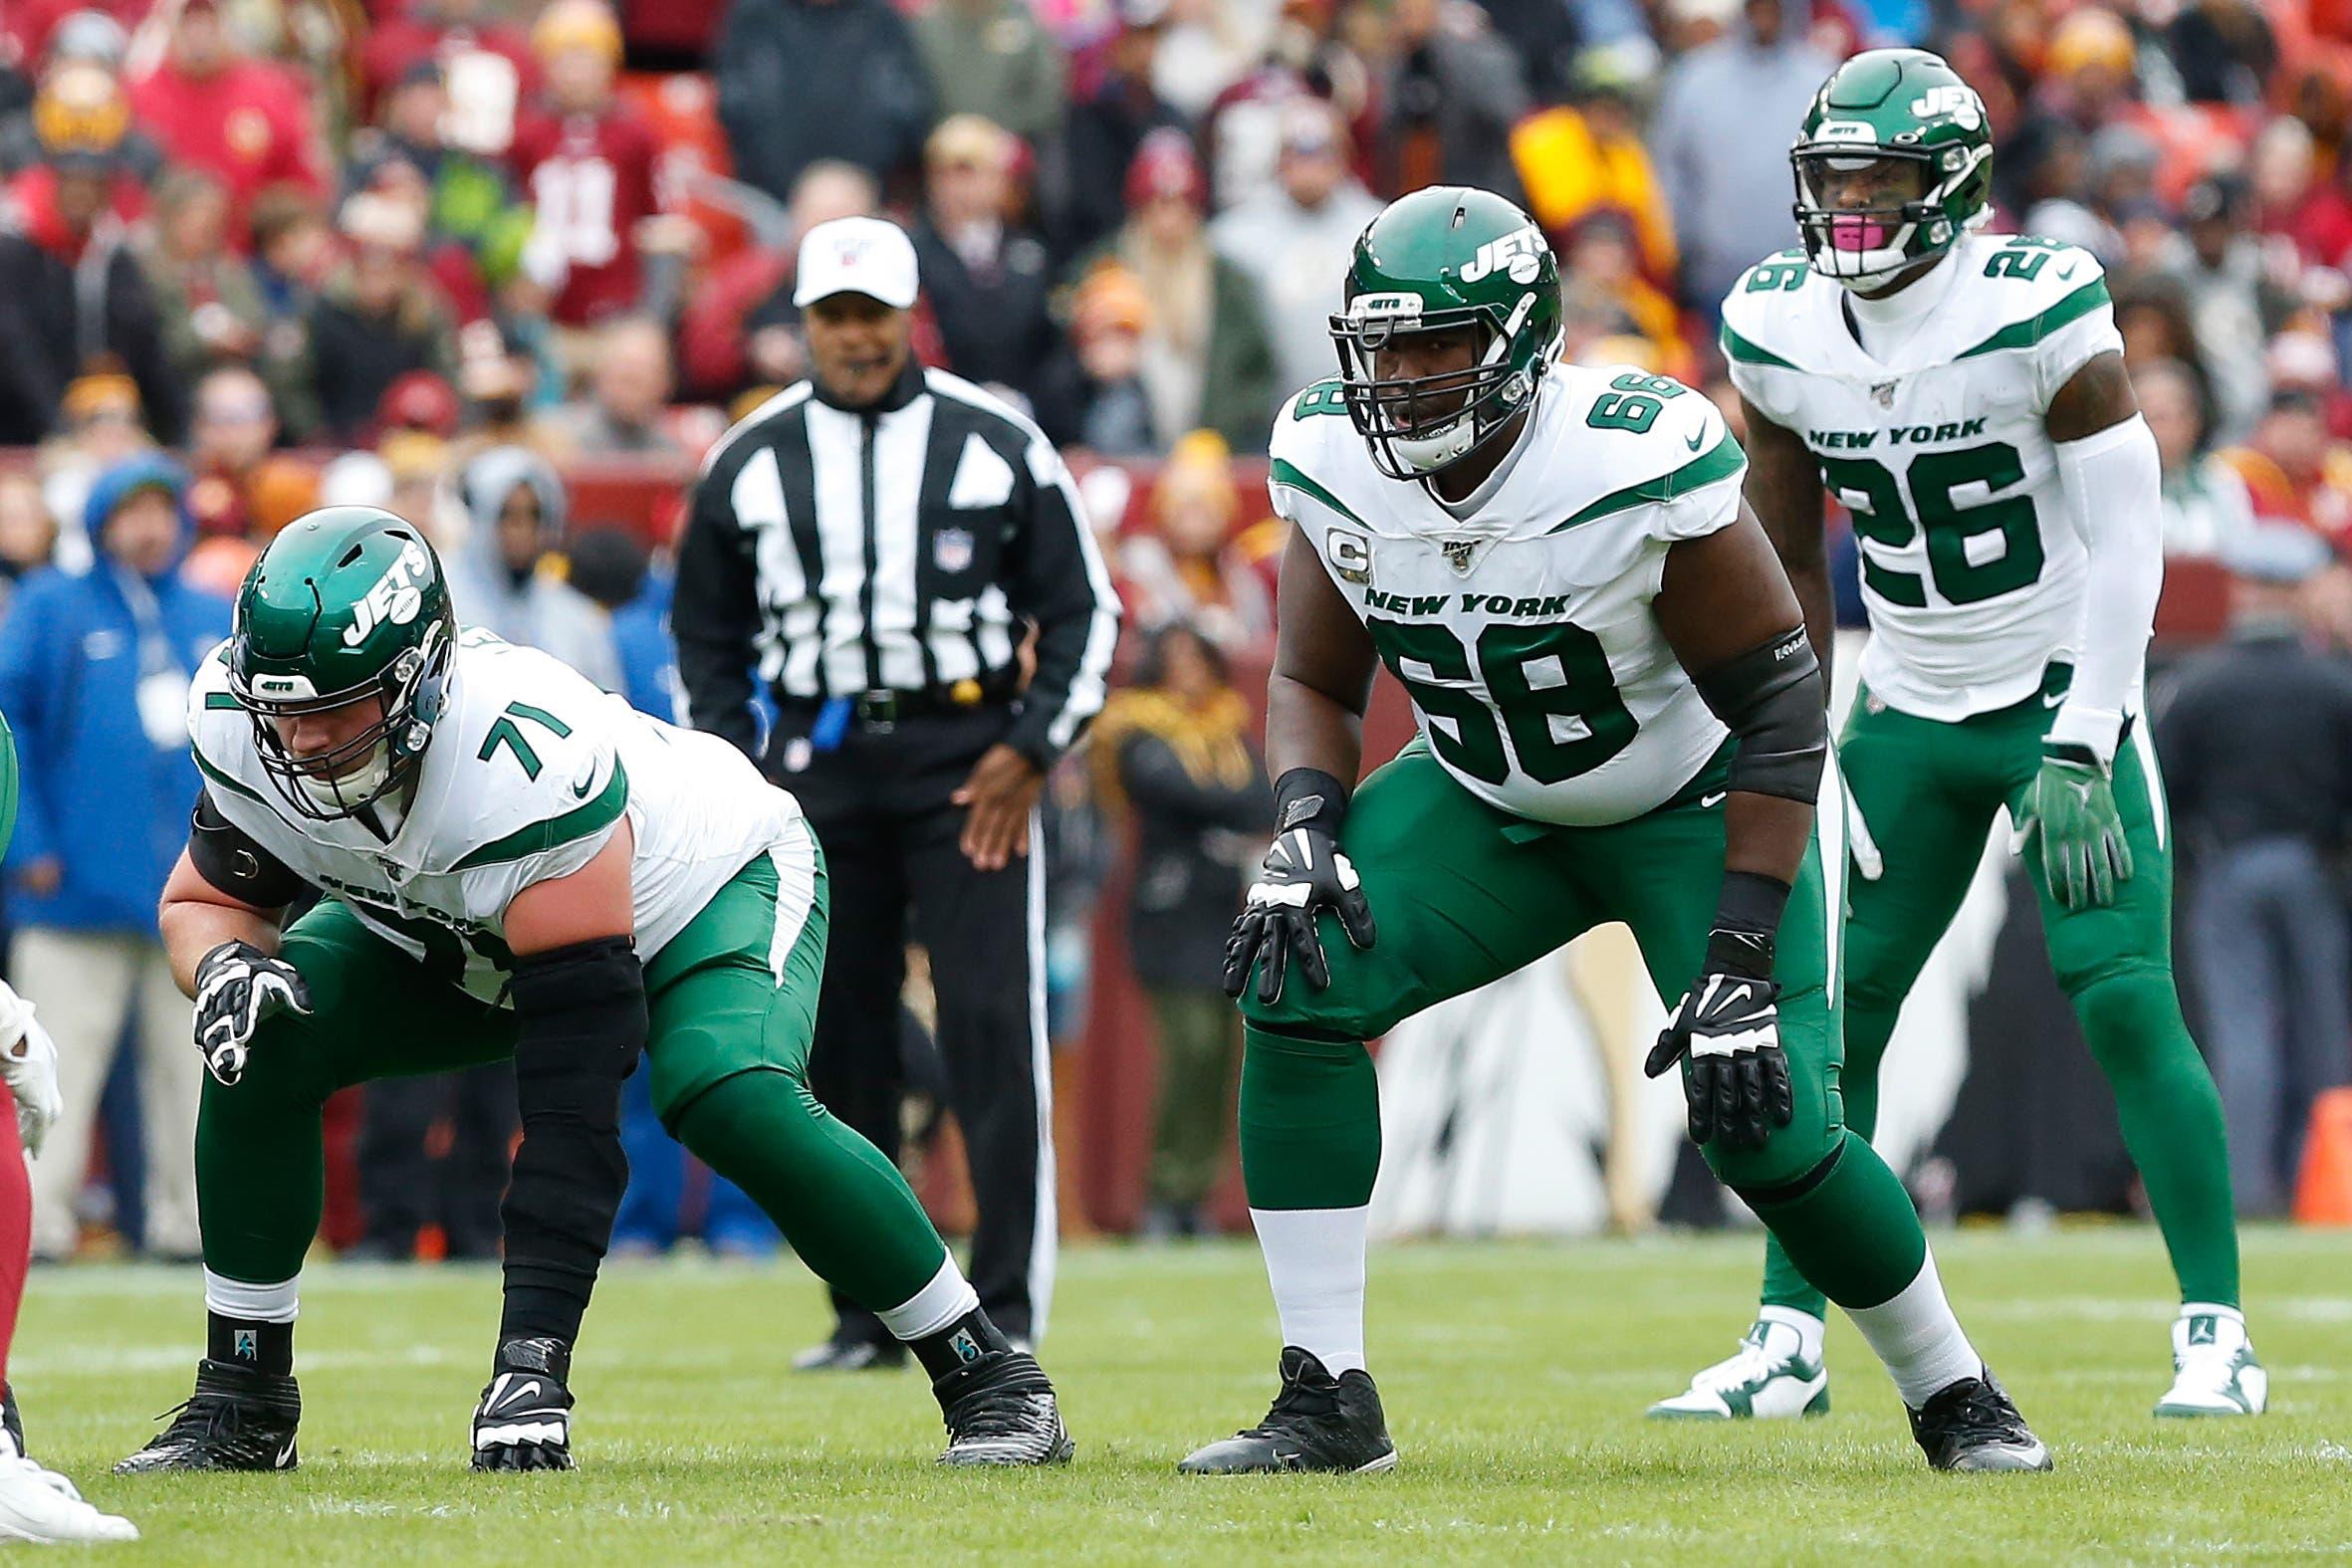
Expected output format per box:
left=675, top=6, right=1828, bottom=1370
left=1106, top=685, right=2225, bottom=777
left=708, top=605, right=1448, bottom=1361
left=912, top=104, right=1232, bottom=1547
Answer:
left=126, top=0, right=325, bottom=248
left=511, top=0, right=680, bottom=347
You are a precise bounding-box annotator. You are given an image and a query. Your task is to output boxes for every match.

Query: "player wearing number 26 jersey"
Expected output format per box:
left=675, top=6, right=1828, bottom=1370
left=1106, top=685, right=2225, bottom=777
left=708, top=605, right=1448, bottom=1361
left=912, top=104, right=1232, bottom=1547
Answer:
left=122, top=507, right=1072, bottom=1480
left=1181, top=184, right=2047, bottom=1478
left=1655, top=47, right=2258, bottom=1428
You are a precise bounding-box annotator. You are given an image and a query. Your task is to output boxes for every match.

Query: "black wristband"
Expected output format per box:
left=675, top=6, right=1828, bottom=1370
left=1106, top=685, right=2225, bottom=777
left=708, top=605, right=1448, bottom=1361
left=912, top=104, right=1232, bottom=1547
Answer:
left=1708, top=870, right=1791, bottom=979
left=1273, top=768, right=1350, bottom=833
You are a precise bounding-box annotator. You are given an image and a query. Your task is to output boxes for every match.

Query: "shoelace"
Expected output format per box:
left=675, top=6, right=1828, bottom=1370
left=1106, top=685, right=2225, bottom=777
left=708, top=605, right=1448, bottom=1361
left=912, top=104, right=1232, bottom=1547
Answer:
left=1236, top=1377, right=1339, bottom=1440
left=1692, top=1338, right=1780, bottom=1396
left=1928, top=1382, right=2026, bottom=1443
left=146, top=1393, right=252, bottom=1449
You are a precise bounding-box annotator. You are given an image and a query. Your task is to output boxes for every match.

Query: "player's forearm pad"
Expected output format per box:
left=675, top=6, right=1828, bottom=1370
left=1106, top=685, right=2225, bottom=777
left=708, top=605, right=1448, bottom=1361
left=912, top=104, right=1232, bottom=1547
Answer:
left=1273, top=767, right=1351, bottom=833
left=1695, top=628, right=1827, bottom=805
left=499, top=936, right=643, bottom=1344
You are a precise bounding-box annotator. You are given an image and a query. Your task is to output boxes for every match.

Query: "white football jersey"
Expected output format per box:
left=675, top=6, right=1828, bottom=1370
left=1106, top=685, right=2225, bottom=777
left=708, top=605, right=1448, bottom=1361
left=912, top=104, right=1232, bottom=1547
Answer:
left=1269, top=364, right=1745, bottom=826
left=190, top=630, right=802, bottom=1004
left=1721, top=232, right=2125, bottom=720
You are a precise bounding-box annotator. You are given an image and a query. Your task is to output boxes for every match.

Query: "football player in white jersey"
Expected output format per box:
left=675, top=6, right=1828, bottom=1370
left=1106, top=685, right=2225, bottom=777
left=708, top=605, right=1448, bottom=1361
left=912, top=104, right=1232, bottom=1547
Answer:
left=116, top=508, right=1072, bottom=1474
left=1655, top=49, right=2258, bottom=1424
left=1181, top=185, right=2047, bottom=1474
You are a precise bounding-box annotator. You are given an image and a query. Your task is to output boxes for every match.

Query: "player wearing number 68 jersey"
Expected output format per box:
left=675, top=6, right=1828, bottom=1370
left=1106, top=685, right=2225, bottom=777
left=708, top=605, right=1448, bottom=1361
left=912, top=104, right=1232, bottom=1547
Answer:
left=1184, top=184, right=2047, bottom=1477
left=1655, top=48, right=2257, bottom=1426
left=120, top=507, right=1071, bottom=1478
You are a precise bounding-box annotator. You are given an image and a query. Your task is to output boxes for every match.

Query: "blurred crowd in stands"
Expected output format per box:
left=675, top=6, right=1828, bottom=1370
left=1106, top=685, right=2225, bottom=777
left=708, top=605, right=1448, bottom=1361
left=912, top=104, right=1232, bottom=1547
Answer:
left=7, top=0, right=2352, bottom=1251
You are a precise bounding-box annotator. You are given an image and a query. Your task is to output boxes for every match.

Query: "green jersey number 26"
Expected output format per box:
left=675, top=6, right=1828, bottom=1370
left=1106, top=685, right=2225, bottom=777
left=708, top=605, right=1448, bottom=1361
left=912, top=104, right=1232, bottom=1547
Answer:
left=1823, top=441, right=2044, bottom=608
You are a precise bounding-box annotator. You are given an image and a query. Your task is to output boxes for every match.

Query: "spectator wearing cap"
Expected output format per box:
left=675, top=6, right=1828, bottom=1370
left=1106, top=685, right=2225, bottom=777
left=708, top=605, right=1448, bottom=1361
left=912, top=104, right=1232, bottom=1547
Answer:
left=127, top=0, right=326, bottom=249
left=1511, top=48, right=1677, bottom=289
left=298, top=191, right=462, bottom=444
left=2162, top=176, right=2299, bottom=444
left=1071, top=129, right=1276, bottom=452
left=913, top=0, right=1067, bottom=153
left=1558, top=213, right=1690, bottom=379
left=0, top=15, right=162, bottom=185
left=2141, top=356, right=2255, bottom=560
left=512, top=0, right=688, bottom=352
left=1198, top=0, right=1381, bottom=215
left=0, top=453, right=226, bottom=1259
left=2221, top=386, right=2352, bottom=546
left=1210, top=100, right=1380, bottom=401
left=546, top=316, right=690, bottom=459
left=1384, top=0, right=1530, bottom=202
left=1058, top=0, right=1188, bottom=259
left=1118, top=428, right=1273, bottom=652
left=35, top=373, right=154, bottom=575
left=0, top=67, right=181, bottom=447
left=912, top=114, right=1058, bottom=409
left=2158, top=522, right=2352, bottom=1215
left=715, top=0, right=935, bottom=203
left=1037, top=265, right=1158, bottom=454
left=1646, top=0, right=1832, bottom=317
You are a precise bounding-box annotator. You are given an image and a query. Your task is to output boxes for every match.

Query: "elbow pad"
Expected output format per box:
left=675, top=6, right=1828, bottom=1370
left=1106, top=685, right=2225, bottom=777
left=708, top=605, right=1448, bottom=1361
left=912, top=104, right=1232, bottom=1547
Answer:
left=189, top=791, right=308, bottom=908
left=1694, top=629, right=1827, bottom=804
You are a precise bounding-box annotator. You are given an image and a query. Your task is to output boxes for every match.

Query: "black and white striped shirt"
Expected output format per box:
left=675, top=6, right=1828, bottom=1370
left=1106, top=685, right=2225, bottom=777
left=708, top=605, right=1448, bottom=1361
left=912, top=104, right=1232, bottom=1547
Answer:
left=674, top=363, right=1121, bottom=765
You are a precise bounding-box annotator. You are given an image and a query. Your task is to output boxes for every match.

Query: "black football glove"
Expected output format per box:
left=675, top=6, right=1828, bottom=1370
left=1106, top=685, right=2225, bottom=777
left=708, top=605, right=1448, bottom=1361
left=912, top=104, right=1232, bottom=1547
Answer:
left=192, top=941, right=312, bottom=1087
left=471, top=1337, right=577, bottom=1472
left=1222, top=820, right=1376, bottom=1007
left=1643, top=928, right=1792, bottom=1152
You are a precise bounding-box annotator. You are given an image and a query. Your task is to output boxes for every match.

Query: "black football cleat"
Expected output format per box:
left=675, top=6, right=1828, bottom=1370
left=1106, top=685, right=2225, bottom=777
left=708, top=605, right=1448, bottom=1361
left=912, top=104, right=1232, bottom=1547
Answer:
left=471, top=1337, right=578, bottom=1472
left=1178, top=1347, right=1398, bottom=1474
left=934, top=1349, right=1073, bottom=1466
left=116, top=1358, right=301, bottom=1473
left=792, top=1333, right=909, bottom=1373
left=1907, top=1369, right=2053, bottom=1472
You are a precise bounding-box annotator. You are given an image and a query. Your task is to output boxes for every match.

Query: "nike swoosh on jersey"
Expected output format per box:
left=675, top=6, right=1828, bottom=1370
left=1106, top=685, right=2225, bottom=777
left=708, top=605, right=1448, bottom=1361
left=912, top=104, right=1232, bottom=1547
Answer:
left=2056, top=262, right=2078, bottom=279
left=572, top=775, right=594, bottom=798
left=1685, top=426, right=1707, bottom=451
left=1699, top=790, right=1728, bottom=808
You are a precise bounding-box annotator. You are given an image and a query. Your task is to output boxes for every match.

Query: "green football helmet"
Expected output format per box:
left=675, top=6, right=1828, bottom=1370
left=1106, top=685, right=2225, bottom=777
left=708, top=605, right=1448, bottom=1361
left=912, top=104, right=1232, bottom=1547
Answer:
left=1330, top=185, right=1563, bottom=481
left=1790, top=49, right=1994, bottom=292
left=228, top=506, right=456, bottom=821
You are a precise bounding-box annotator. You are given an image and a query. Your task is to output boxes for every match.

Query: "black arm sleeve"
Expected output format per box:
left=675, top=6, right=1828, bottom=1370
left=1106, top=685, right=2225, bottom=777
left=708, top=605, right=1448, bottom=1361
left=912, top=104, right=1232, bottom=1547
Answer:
left=1002, top=432, right=1120, bottom=769
left=1692, top=628, right=1828, bottom=804
left=188, top=789, right=309, bottom=908
left=497, top=936, right=642, bottom=1347
left=672, top=461, right=766, bottom=762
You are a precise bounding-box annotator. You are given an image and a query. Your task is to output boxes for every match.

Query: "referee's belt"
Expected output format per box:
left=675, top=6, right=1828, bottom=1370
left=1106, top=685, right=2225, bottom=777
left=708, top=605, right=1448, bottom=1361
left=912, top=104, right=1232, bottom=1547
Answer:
left=778, top=674, right=1015, bottom=732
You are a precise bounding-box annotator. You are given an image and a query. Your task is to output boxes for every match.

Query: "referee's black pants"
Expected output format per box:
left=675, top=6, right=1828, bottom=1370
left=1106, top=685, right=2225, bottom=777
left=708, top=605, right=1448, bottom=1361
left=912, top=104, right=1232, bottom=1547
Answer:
left=773, top=706, right=1055, bottom=1345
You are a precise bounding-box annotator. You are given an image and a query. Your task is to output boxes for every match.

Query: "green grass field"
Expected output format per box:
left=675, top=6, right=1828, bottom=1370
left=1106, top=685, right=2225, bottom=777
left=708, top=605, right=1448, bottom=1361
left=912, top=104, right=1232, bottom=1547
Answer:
left=11, top=1226, right=2350, bottom=1564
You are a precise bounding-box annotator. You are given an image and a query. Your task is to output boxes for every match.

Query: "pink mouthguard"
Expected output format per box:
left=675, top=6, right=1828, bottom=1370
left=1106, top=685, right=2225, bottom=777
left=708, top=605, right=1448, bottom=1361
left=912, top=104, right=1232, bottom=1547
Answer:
left=1829, top=214, right=1894, bottom=252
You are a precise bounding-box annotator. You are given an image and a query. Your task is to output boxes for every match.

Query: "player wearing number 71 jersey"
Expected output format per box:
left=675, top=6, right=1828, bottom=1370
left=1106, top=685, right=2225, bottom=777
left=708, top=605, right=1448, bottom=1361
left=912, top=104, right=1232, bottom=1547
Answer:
left=119, top=507, right=1071, bottom=1477
left=1183, top=185, right=2047, bottom=1476
left=1654, top=48, right=2257, bottom=1425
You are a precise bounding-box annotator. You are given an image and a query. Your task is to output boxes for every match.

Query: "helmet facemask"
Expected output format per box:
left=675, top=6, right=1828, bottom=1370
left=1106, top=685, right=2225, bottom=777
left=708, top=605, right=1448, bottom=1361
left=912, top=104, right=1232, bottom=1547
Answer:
left=237, top=620, right=451, bottom=822
left=1331, top=293, right=1549, bottom=481
left=1792, top=142, right=1982, bottom=293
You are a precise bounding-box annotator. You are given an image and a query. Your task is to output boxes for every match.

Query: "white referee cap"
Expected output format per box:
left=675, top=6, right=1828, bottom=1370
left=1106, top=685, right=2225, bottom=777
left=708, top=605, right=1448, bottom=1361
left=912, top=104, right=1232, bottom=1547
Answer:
left=794, top=216, right=920, bottom=311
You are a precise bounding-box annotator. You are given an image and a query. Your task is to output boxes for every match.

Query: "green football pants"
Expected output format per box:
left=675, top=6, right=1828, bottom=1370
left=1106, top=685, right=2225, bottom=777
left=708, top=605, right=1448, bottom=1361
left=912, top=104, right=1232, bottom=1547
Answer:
left=1759, top=688, right=2238, bottom=1316
left=1239, top=742, right=1930, bottom=1311
left=198, top=834, right=952, bottom=1319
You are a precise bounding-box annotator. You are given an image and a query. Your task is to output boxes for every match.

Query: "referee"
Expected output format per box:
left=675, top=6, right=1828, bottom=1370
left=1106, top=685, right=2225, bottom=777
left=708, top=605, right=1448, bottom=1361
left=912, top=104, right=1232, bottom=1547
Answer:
left=675, top=216, right=1120, bottom=1363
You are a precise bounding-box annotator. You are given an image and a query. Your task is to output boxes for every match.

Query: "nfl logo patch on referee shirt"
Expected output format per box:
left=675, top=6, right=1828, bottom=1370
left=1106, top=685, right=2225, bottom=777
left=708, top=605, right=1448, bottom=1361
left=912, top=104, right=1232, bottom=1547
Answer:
left=935, top=528, right=975, bottom=573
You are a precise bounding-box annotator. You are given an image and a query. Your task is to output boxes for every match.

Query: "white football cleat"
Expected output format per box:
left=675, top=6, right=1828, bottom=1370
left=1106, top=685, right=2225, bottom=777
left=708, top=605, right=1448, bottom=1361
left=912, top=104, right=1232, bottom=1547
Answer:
left=1649, top=1317, right=1829, bottom=1420
left=0, top=1457, right=138, bottom=1544
left=2155, top=1308, right=2266, bottom=1418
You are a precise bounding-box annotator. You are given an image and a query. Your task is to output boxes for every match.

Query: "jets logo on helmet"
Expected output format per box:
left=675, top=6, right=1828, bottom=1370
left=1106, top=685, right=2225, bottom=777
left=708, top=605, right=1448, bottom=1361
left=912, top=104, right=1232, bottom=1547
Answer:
left=1330, top=186, right=1562, bottom=481
left=1789, top=49, right=1993, bottom=293
left=342, top=540, right=433, bottom=648
left=228, top=507, right=458, bottom=823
